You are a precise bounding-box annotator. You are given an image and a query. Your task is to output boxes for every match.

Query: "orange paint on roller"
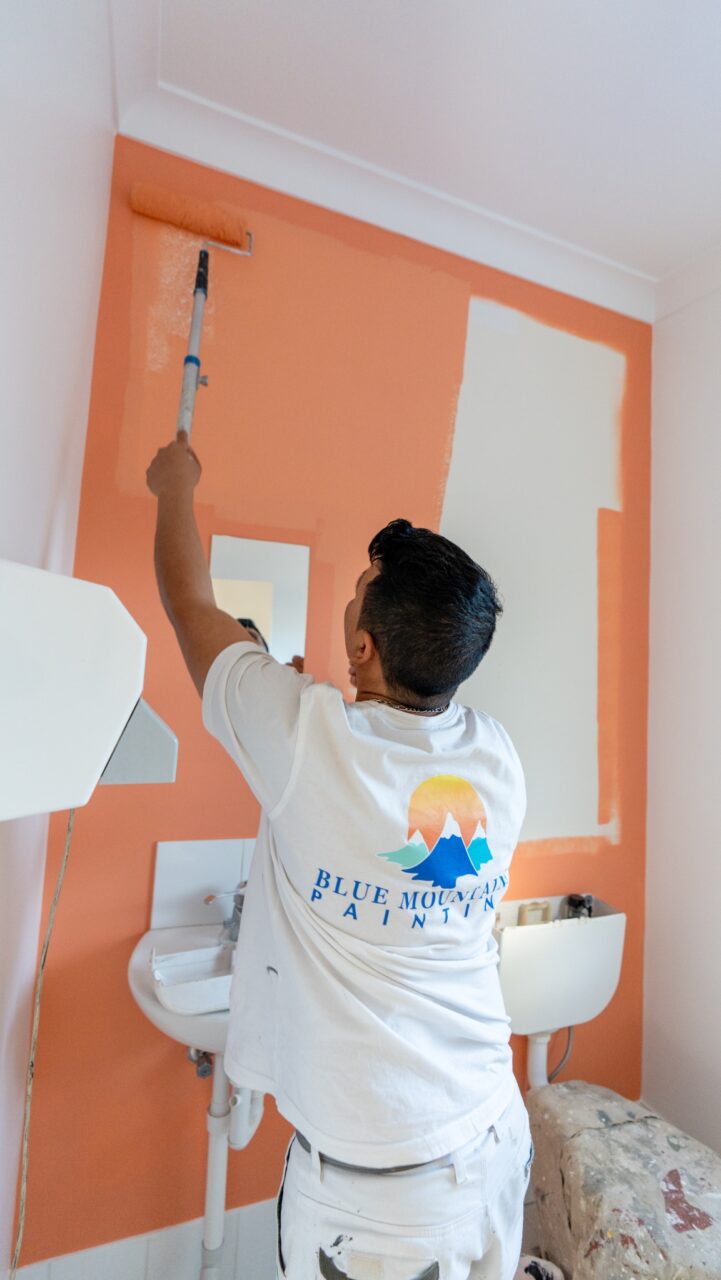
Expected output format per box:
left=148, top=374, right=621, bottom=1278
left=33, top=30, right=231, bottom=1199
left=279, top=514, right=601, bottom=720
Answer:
left=129, top=182, right=251, bottom=251
left=129, top=182, right=252, bottom=439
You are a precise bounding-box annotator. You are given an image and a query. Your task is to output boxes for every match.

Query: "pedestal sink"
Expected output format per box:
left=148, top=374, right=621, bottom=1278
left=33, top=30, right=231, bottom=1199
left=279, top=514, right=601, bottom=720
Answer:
left=128, top=925, right=263, bottom=1279
left=494, top=895, right=626, bottom=1088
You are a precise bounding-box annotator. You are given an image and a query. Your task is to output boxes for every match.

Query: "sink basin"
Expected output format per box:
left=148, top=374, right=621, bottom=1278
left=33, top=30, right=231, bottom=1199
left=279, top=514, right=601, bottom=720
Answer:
left=494, top=895, right=626, bottom=1036
left=128, top=924, right=232, bottom=1053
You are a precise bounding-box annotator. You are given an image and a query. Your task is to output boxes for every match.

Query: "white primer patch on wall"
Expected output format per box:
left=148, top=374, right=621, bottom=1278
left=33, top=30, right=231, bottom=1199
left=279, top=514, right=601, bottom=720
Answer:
left=441, top=299, right=624, bottom=841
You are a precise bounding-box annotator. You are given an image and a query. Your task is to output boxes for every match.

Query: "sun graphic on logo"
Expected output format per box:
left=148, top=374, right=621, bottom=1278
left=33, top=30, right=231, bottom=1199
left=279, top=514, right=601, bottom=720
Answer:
left=409, top=775, right=485, bottom=849
left=377, top=774, right=494, bottom=889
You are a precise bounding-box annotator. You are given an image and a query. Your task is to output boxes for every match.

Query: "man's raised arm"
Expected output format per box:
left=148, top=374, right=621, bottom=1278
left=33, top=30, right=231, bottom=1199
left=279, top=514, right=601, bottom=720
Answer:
left=146, top=433, right=254, bottom=695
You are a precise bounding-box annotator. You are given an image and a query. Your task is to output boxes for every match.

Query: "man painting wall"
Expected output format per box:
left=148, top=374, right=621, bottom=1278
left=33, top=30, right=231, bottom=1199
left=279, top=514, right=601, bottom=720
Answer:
left=147, top=432, right=542, bottom=1280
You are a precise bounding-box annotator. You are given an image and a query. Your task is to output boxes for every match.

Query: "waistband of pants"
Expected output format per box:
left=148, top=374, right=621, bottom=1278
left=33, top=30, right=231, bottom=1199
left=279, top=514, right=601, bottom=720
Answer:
left=293, top=1130, right=489, bottom=1181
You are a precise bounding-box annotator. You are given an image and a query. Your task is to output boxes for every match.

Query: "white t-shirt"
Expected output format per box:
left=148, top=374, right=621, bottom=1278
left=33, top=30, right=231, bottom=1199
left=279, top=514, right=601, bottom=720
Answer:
left=202, top=641, right=526, bottom=1166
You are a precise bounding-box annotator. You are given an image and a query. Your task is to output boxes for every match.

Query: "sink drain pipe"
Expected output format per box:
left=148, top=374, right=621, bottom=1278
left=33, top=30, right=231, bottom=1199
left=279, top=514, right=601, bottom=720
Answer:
left=198, top=1054, right=265, bottom=1278
left=201, top=1055, right=232, bottom=1277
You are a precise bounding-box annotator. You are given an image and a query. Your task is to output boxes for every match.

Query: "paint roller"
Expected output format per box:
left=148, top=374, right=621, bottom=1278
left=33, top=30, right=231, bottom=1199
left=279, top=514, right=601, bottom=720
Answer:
left=129, top=182, right=253, bottom=439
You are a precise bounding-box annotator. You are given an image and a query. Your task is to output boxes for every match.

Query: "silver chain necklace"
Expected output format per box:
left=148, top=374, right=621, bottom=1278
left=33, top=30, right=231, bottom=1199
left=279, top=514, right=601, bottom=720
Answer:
left=365, top=694, right=451, bottom=717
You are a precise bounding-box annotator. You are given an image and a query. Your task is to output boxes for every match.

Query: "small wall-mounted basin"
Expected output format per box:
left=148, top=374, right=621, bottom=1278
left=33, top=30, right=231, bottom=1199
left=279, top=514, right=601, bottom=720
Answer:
left=128, top=924, right=231, bottom=1053
left=494, top=895, right=626, bottom=1087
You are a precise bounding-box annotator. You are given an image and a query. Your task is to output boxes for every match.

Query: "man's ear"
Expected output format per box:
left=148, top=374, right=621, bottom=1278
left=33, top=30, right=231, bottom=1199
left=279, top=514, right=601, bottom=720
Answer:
left=350, top=629, right=377, bottom=668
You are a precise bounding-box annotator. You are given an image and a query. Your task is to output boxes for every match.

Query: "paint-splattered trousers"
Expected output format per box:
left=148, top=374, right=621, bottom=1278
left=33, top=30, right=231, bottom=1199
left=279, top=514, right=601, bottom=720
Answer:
left=276, top=1084, right=533, bottom=1280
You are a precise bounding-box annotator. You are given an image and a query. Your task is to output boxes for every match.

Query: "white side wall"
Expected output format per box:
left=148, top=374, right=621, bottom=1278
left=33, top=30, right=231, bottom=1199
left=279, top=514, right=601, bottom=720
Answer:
left=0, top=3, right=116, bottom=1270
left=645, top=287, right=721, bottom=1154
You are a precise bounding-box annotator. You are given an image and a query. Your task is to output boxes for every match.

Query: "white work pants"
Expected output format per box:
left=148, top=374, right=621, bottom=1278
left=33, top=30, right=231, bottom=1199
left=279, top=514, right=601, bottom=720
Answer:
left=277, top=1085, right=533, bottom=1280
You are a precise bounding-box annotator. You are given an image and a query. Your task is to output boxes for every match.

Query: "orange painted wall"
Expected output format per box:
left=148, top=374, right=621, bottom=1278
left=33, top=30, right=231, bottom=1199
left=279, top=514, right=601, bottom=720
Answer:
left=24, top=137, right=650, bottom=1262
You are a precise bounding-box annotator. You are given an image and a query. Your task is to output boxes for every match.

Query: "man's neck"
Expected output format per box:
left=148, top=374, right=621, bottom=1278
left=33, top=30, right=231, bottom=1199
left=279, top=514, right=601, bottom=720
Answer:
left=354, top=684, right=451, bottom=716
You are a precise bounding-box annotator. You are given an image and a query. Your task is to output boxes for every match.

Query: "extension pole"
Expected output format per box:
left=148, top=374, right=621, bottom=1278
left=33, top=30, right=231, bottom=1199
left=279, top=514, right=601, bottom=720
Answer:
left=177, top=249, right=209, bottom=441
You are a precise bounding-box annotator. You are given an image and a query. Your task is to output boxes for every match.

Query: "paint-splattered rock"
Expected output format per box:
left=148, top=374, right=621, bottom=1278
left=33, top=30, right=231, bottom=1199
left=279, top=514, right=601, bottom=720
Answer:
left=526, top=1080, right=721, bottom=1278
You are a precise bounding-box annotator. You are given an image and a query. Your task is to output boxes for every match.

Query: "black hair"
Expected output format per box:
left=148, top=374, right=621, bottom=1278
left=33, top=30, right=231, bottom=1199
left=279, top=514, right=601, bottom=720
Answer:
left=359, top=519, right=502, bottom=702
left=236, top=618, right=269, bottom=652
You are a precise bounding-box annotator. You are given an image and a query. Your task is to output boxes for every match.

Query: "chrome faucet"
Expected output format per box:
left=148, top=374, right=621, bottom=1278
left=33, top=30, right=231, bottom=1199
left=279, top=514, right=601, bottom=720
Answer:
left=204, top=882, right=247, bottom=943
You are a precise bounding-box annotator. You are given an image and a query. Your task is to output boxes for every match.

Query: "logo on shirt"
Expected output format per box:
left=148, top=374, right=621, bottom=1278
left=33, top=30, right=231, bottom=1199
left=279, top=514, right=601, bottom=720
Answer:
left=377, top=775, right=494, bottom=890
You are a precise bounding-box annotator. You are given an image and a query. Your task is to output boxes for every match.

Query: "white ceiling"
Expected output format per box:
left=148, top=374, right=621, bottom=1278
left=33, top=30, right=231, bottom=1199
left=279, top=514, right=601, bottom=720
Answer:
left=111, top=0, right=721, bottom=321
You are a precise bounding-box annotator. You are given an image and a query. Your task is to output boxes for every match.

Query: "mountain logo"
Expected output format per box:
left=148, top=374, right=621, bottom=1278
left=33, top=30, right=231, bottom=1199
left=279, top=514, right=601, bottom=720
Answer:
left=377, top=775, right=494, bottom=889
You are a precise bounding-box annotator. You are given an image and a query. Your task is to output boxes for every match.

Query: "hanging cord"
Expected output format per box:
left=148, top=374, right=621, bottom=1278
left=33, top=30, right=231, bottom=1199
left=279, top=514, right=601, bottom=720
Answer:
left=10, top=807, right=76, bottom=1279
left=548, top=1026, right=574, bottom=1083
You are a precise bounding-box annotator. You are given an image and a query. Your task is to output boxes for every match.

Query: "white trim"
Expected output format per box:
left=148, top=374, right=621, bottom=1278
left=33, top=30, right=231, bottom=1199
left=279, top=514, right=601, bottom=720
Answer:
left=655, top=238, right=721, bottom=319
left=162, top=78, right=656, bottom=289
left=118, top=83, right=656, bottom=322
left=109, top=0, right=721, bottom=324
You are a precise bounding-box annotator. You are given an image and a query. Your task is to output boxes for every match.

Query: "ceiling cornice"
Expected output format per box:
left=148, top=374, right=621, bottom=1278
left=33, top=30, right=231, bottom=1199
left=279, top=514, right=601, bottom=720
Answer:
left=655, top=238, right=721, bottom=322
left=120, top=83, right=656, bottom=322
left=111, top=0, right=721, bottom=327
